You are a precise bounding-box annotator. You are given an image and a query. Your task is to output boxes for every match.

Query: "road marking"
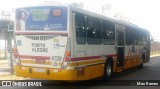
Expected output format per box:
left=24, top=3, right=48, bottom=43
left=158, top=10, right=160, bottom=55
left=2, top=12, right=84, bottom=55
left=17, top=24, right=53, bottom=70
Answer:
left=147, top=69, right=160, bottom=70
left=145, top=61, right=160, bottom=66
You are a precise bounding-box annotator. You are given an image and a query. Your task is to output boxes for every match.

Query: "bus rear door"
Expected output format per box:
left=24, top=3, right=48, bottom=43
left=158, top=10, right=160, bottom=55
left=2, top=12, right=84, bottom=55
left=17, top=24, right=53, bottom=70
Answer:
left=115, top=24, right=125, bottom=71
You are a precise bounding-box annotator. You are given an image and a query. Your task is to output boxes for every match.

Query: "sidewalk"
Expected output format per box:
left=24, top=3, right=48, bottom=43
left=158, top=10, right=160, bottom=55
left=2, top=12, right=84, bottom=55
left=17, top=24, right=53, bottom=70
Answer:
left=0, top=59, right=29, bottom=80
left=150, top=54, right=160, bottom=57
left=0, top=75, right=29, bottom=80
left=0, top=59, right=10, bottom=76
left=0, top=59, right=8, bottom=65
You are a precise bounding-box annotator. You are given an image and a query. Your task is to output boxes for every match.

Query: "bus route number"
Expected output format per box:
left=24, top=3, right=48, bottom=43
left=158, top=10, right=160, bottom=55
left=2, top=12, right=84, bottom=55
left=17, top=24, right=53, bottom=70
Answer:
left=52, top=56, right=62, bottom=61
left=51, top=56, right=62, bottom=66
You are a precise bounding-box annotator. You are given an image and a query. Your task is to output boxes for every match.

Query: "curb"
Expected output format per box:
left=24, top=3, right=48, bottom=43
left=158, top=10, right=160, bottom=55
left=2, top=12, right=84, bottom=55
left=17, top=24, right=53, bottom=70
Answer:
left=150, top=55, right=160, bottom=57
left=0, top=74, right=12, bottom=77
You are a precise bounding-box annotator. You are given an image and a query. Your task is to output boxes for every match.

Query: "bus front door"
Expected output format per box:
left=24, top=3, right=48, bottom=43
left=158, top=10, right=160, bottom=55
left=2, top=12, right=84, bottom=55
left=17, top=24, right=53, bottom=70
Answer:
left=116, top=25, right=125, bottom=70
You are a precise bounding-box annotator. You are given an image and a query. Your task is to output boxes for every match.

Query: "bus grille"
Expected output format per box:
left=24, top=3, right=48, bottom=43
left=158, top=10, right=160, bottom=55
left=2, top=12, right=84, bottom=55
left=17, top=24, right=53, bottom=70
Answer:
left=24, top=35, right=55, bottom=40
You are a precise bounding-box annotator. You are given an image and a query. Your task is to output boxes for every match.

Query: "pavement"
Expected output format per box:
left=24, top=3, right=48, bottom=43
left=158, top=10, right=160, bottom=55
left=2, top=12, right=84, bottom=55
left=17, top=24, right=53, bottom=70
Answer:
left=0, top=54, right=160, bottom=80
left=0, top=59, right=10, bottom=76
left=150, top=54, right=160, bottom=57
left=0, top=59, right=29, bottom=80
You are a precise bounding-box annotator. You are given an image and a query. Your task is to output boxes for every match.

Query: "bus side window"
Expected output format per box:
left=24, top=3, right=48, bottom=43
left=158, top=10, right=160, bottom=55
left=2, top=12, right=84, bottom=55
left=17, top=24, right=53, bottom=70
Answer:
left=86, top=17, right=102, bottom=44
left=142, top=32, right=147, bottom=45
left=102, top=21, right=115, bottom=45
left=131, top=28, right=138, bottom=45
left=125, top=27, right=131, bottom=45
left=75, top=14, right=86, bottom=44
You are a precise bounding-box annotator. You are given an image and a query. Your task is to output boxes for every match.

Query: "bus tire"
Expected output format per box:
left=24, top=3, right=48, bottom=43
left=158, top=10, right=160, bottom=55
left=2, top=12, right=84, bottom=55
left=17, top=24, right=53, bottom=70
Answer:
left=139, top=54, right=145, bottom=68
left=104, top=60, right=113, bottom=80
left=138, top=63, right=143, bottom=68
left=142, top=53, right=146, bottom=63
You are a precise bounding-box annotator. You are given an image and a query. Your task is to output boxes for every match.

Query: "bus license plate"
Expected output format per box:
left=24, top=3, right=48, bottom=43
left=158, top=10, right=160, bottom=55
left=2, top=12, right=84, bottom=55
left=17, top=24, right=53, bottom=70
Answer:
left=34, top=68, right=45, bottom=72
left=35, top=59, right=45, bottom=63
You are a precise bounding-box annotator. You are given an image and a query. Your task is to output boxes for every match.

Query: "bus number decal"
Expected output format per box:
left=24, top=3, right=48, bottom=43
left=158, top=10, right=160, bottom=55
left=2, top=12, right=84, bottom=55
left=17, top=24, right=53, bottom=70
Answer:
left=52, top=61, right=57, bottom=66
left=51, top=56, right=62, bottom=66
left=52, top=56, right=62, bottom=61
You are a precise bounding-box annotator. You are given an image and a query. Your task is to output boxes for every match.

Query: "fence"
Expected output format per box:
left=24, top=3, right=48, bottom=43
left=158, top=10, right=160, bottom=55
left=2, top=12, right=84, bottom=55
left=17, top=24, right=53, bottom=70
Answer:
left=151, top=41, right=160, bottom=56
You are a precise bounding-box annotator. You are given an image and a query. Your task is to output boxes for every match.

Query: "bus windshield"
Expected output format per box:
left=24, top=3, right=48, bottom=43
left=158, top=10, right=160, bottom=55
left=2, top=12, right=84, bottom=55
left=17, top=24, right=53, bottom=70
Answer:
left=15, top=6, right=68, bottom=31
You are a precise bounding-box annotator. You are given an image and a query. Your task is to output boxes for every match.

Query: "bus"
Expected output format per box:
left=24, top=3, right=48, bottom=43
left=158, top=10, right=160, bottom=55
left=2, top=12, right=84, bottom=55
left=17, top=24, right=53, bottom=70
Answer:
left=14, top=4, right=151, bottom=80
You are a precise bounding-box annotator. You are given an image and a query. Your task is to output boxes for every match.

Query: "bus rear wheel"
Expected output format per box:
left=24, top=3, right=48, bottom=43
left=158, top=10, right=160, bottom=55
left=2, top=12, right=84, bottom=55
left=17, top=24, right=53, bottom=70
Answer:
left=104, top=62, right=113, bottom=80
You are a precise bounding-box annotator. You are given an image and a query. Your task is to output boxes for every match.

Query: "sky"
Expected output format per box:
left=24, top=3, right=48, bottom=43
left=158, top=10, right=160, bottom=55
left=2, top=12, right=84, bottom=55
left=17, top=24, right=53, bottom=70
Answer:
left=0, top=0, right=159, bottom=41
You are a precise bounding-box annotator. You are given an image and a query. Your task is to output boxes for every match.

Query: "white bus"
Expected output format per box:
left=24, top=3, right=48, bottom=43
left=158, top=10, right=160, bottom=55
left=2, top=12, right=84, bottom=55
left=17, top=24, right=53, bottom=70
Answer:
left=14, top=4, right=151, bottom=80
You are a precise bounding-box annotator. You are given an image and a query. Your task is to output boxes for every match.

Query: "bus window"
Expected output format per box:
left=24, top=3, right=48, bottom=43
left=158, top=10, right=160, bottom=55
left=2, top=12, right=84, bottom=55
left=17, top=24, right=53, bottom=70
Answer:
left=131, top=28, right=138, bottom=45
left=137, top=29, right=142, bottom=45
left=102, top=21, right=115, bottom=45
left=142, top=31, right=149, bottom=45
left=86, top=17, right=102, bottom=44
left=125, top=27, right=131, bottom=45
left=75, top=14, right=86, bottom=44
left=131, top=28, right=143, bottom=45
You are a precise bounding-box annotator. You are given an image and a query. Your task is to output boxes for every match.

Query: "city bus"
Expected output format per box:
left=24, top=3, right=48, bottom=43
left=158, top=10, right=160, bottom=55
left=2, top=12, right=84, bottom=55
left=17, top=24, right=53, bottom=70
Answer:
left=14, top=4, right=151, bottom=80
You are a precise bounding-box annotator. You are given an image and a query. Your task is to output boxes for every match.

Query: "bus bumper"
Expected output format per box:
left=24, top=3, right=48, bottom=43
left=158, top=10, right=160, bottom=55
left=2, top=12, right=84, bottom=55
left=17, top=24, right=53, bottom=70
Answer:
left=14, top=65, right=80, bottom=80
left=14, top=63, right=104, bottom=80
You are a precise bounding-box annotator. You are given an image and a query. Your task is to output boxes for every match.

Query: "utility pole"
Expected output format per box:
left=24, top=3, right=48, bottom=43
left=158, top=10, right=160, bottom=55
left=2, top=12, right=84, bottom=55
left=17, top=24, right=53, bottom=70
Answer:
left=102, top=4, right=111, bottom=16
left=7, top=24, right=14, bottom=75
left=5, top=34, right=7, bottom=57
left=1, top=10, right=14, bottom=74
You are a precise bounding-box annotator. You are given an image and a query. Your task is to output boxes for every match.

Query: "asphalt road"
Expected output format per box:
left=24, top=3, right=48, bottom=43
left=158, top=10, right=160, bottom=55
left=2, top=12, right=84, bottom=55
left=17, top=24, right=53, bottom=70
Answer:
left=113, top=56, right=160, bottom=80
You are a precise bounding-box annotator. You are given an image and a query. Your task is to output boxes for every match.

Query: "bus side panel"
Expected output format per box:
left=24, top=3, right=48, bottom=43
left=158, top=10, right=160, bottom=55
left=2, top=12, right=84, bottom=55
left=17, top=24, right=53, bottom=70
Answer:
left=71, top=12, right=116, bottom=80
left=124, top=45, right=133, bottom=69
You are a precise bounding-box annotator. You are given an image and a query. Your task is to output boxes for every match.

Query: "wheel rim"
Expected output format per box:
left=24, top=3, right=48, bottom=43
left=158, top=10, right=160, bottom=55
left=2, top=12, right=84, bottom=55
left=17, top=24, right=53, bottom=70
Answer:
left=106, top=64, right=111, bottom=77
